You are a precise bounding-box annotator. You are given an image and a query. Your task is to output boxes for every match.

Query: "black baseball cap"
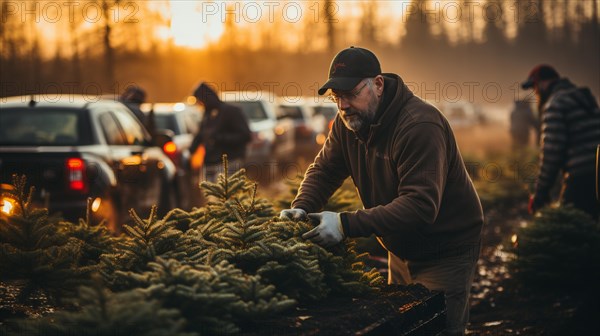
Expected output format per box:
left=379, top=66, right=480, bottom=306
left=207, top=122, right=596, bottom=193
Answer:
left=318, top=46, right=382, bottom=95
left=521, top=64, right=560, bottom=89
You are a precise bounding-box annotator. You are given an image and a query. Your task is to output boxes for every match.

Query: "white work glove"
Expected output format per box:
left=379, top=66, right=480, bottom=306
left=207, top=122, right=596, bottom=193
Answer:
left=279, top=208, right=308, bottom=221
left=302, top=211, right=345, bottom=248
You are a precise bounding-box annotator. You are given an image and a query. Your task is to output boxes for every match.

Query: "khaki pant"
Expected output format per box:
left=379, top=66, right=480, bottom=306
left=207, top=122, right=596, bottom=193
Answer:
left=388, top=244, right=480, bottom=336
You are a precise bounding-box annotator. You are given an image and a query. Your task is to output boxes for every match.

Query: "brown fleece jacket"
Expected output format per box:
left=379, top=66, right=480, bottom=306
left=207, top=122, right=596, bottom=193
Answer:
left=292, top=74, right=484, bottom=261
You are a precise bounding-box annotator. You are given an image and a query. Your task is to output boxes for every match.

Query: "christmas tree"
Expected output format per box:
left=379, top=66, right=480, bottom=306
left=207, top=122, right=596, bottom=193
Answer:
left=510, top=205, right=600, bottom=293
left=128, top=257, right=296, bottom=334
left=100, top=205, right=185, bottom=290
left=0, top=175, right=98, bottom=303
left=169, top=156, right=384, bottom=302
left=8, top=276, right=195, bottom=336
left=3, top=157, right=385, bottom=335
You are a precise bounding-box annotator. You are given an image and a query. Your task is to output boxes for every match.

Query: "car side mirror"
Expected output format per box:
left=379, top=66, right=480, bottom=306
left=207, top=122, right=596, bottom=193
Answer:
left=152, top=129, right=175, bottom=148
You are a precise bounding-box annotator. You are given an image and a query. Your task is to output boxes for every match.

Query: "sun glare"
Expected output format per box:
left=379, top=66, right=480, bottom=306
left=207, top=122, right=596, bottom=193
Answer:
left=168, top=0, right=225, bottom=48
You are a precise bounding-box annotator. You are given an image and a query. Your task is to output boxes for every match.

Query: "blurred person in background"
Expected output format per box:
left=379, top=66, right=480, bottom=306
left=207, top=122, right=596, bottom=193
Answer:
left=189, top=82, right=251, bottom=182
left=280, top=46, right=484, bottom=336
left=522, top=64, right=600, bottom=220
left=509, top=99, right=539, bottom=150
left=119, top=85, right=147, bottom=125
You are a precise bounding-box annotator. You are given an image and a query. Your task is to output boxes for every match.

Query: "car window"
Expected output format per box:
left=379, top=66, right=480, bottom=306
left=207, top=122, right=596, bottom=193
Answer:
left=230, top=101, right=268, bottom=122
left=0, top=108, right=81, bottom=146
left=112, top=107, right=147, bottom=145
left=154, top=114, right=181, bottom=135
left=183, top=111, right=200, bottom=134
left=278, top=106, right=305, bottom=120
left=313, top=106, right=338, bottom=121
left=99, top=112, right=127, bottom=145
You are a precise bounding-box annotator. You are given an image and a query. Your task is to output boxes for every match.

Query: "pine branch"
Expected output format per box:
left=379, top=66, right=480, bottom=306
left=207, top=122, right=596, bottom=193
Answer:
left=0, top=175, right=97, bottom=303
left=10, top=278, right=195, bottom=336
left=509, top=205, right=600, bottom=294
left=100, top=205, right=184, bottom=290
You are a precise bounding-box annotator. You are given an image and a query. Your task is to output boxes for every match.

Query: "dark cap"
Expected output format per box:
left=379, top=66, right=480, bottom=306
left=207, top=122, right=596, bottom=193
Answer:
left=521, top=64, right=559, bottom=89
left=318, top=46, right=382, bottom=95
left=121, top=85, right=146, bottom=104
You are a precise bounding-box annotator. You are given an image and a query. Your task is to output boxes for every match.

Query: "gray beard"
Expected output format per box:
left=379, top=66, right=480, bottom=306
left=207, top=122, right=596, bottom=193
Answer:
left=341, top=114, right=365, bottom=132
left=340, top=94, right=380, bottom=132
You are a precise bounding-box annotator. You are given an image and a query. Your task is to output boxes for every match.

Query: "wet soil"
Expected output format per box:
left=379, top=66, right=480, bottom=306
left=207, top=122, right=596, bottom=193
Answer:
left=240, top=284, right=445, bottom=335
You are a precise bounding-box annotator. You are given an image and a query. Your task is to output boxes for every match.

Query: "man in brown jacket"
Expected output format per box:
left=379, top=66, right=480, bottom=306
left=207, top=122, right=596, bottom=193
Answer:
left=280, top=47, right=484, bottom=335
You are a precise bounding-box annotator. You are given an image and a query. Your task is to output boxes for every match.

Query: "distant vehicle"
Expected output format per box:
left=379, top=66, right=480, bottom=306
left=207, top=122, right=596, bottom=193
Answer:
left=141, top=102, right=203, bottom=210
left=0, top=95, right=177, bottom=233
left=221, top=91, right=295, bottom=165
left=276, top=97, right=321, bottom=157
left=433, top=100, right=481, bottom=129
left=308, top=100, right=338, bottom=147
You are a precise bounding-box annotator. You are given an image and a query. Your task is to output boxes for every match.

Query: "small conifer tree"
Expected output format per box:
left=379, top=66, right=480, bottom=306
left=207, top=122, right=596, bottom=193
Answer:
left=0, top=175, right=95, bottom=303
left=129, top=257, right=296, bottom=335
left=100, top=206, right=185, bottom=290
left=3, top=158, right=385, bottom=335
left=59, top=198, right=116, bottom=267
left=8, top=276, right=195, bottom=336
left=510, top=205, right=600, bottom=293
left=171, top=156, right=384, bottom=303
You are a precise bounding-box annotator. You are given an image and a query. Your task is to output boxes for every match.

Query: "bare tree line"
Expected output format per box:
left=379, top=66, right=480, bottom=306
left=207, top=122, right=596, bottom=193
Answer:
left=0, top=0, right=598, bottom=105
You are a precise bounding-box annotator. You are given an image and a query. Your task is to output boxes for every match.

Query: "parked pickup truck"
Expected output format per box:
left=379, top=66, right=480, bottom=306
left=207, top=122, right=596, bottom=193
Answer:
left=0, top=95, right=177, bottom=233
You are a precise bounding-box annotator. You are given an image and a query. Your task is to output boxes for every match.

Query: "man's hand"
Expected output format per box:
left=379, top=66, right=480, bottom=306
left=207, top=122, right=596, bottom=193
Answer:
left=302, top=212, right=345, bottom=248
left=279, top=208, right=308, bottom=221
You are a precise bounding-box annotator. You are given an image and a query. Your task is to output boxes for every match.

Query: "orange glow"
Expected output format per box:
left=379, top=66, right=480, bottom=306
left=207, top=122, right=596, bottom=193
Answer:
left=163, top=141, right=178, bottom=154
left=316, top=134, right=327, bottom=145
left=274, top=126, right=286, bottom=136
left=67, top=158, right=84, bottom=169
left=191, top=144, right=206, bottom=169
left=168, top=0, right=225, bottom=48
left=1, top=197, right=16, bottom=215
left=123, top=156, right=142, bottom=166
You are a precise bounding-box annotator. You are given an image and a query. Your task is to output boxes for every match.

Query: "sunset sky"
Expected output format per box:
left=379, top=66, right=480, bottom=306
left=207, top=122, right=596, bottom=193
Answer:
left=18, top=0, right=597, bottom=57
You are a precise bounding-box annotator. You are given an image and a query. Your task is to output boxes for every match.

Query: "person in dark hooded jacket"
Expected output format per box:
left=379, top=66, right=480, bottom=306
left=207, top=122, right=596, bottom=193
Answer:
left=120, top=85, right=147, bottom=125
left=190, top=82, right=252, bottom=182
left=522, top=64, right=600, bottom=220
left=279, top=47, right=484, bottom=336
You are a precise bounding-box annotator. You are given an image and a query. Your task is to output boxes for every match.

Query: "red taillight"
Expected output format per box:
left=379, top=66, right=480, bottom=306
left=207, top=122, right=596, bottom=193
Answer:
left=66, top=158, right=87, bottom=192
left=163, top=141, right=177, bottom=155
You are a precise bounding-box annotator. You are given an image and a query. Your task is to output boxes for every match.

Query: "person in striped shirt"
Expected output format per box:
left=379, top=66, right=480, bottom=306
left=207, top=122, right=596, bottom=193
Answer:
left=522, top=64, right=600, bottom=220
